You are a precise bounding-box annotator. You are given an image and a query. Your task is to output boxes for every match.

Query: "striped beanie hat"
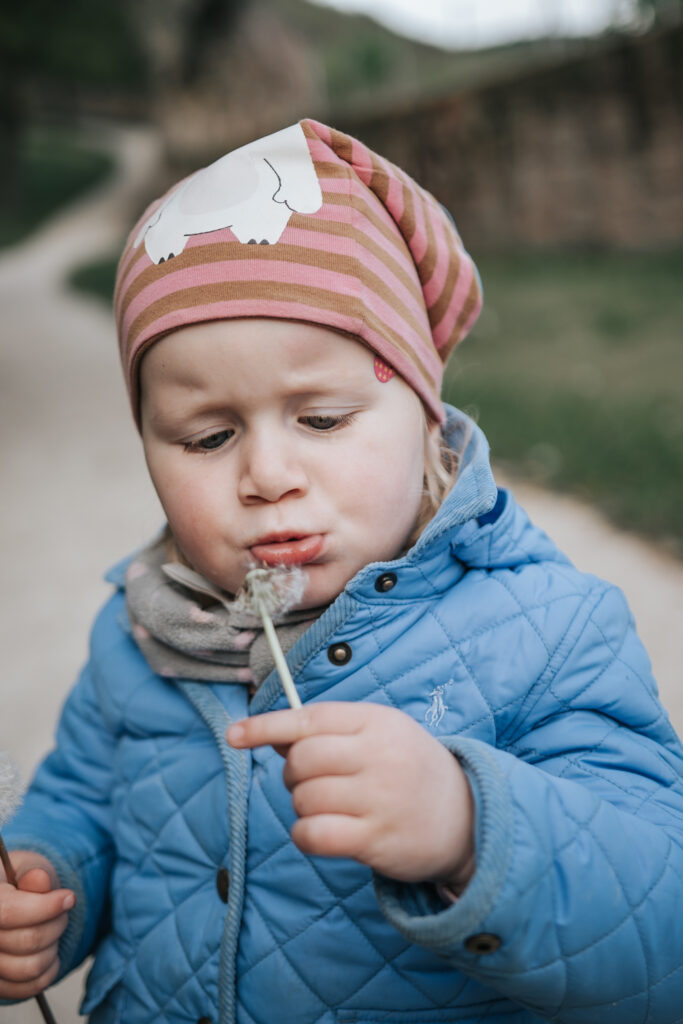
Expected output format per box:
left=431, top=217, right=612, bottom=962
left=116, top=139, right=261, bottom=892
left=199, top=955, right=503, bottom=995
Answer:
left=115, top=118, right=482, bottom=426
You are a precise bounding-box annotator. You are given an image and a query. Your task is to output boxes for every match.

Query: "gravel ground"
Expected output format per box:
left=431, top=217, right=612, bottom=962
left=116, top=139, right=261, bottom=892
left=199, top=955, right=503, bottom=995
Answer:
left=1, top=123, right=681, bottom=1023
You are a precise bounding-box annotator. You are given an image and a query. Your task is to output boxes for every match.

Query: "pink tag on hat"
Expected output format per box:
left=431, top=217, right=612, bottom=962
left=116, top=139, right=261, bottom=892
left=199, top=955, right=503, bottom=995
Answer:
left=374, top=356, right=395, bottom=383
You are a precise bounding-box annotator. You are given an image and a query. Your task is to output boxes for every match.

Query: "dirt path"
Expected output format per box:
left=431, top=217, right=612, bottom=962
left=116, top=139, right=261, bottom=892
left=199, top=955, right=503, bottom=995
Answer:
left=0, top=122, right=164, bottom=1023
left=0, top=122, right=164, bottom=775
left=1, top=121, right=681, bottom=1023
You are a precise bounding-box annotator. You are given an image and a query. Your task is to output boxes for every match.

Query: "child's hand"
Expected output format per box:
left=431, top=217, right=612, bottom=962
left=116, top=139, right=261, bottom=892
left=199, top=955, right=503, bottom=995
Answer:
left=0, top=850, right=75, bottom=1000
left=227, top=702, right=475, bottom=889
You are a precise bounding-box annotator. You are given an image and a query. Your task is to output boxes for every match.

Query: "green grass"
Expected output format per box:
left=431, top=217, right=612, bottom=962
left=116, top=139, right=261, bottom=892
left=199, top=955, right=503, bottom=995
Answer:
left=0, top=126, right=113, bottom=249
left=69, top=254, right=119, bottom=303
left=445, top=249, right=683, bottom=554
left=69, top=248, right=683, bottom=555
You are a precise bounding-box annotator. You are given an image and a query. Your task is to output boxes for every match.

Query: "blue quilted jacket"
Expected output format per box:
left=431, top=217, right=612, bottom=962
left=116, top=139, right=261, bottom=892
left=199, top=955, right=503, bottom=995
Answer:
left=6, top=409, right=683, bottom=1024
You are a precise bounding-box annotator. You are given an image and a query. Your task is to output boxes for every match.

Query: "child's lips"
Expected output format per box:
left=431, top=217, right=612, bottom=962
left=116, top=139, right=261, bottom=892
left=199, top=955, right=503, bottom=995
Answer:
left=249, top=534, right=325, bottom=567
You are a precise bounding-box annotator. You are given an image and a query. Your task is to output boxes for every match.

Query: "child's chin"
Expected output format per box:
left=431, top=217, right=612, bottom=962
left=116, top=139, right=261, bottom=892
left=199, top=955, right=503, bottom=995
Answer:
left=297, top=564, right=350, bottom=610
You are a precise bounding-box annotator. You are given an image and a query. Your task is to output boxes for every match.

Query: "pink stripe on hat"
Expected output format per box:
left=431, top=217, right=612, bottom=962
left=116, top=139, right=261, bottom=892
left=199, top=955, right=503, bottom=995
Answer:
left=115, top=118, right=482, bottom=427
left=432, top=256, right=477, bottom=351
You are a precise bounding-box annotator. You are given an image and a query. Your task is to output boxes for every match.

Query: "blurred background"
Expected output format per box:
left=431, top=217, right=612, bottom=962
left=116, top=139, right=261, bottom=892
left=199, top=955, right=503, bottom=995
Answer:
left=1, top=0, right=682, bottom=1019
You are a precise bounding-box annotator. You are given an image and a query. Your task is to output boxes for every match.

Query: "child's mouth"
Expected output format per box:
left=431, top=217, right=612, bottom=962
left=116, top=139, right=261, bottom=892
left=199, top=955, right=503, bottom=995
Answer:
left=249, top=534, right=324, bottom=567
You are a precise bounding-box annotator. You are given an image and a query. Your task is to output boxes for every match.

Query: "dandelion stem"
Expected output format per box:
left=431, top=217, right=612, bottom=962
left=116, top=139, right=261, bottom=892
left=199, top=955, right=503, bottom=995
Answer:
left=0, top=832, right=16, bottom=886
left=239, top=566, right=304, bottom=709
left=35, top=994, right=58, bottom=1024
left=256, top=597, right=302, bottom=709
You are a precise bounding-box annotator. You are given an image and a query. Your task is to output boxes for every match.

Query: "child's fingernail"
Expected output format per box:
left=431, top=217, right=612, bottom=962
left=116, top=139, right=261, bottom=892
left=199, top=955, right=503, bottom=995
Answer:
left=227, top=724, right=244, bottom=745
left=63, top=894, right=75, bottom=911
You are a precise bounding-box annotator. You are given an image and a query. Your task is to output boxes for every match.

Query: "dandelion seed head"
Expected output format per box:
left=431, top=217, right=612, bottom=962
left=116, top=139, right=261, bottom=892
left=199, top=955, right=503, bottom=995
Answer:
left=0, top=753, right=23, bottom=827
left=236, top=564, right=306, bottom=617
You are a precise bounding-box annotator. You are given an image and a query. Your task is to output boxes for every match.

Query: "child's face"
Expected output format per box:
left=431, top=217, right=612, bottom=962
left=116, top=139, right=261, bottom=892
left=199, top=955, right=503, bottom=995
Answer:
left=140, top=318, right=430, bottom=609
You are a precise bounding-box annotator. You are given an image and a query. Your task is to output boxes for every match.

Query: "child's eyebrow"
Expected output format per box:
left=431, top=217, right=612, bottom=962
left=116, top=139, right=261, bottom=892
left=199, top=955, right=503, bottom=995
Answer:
left=278, top=370, right=374, bottom=399
left=284, top=384, right=368, bottom=401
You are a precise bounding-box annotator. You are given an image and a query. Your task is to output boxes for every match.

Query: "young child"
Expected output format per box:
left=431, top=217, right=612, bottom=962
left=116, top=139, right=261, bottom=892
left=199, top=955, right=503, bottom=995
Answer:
left=2, top=119, right=683, bottom=1024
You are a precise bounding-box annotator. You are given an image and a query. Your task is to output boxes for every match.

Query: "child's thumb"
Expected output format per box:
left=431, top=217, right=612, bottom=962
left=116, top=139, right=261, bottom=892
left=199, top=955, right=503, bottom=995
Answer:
left=17, top=867, right=53, bottom=894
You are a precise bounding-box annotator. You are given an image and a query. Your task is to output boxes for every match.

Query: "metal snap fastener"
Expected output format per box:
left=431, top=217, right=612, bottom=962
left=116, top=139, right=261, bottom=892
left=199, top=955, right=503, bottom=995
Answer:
left=464, top=932, right=502, bottom=955
left=216, top=867, right=230, bottom=903
left=197, top=1017, right=212, bottom=1024
left=327, top=642, right=352, bottom=665
left=375, top=572, right=397, bottom=593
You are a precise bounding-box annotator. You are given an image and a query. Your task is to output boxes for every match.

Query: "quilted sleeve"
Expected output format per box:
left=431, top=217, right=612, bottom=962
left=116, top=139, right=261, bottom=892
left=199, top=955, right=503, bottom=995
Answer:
left=4, top=649, right=117, bottom=980
left=375, top=582, right=683, bottom=1023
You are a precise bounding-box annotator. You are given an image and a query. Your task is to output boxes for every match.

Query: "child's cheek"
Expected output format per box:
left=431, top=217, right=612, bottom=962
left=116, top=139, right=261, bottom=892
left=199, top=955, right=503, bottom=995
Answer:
left=160, top=473, right=219, bottom=550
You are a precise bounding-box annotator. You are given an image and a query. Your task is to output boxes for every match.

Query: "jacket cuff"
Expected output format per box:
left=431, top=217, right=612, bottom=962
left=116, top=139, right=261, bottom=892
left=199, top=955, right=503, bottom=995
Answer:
left=374, top=735, right=513, bottom=956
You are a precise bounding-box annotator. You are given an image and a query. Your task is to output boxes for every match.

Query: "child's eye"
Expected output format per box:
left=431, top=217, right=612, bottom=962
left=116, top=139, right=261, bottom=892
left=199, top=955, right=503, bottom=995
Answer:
left=184, top=429, right=234, bottom=452
left=300, top=414, right=355, bottom=432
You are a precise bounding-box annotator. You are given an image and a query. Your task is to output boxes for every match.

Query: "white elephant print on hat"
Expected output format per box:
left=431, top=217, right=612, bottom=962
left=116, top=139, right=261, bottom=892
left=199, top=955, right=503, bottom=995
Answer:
left=134, top=123, right=323, bottom=264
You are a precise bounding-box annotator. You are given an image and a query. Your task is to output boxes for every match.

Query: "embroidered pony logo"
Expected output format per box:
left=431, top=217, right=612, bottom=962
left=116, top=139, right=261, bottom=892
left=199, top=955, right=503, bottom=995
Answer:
left=425, top=683, right=452, bottom=728
left=134, top=123, right=323, bottom=264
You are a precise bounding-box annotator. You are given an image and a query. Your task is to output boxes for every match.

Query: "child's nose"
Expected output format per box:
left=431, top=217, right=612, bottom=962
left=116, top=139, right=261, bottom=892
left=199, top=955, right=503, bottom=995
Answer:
left=237, top=430, right=308, bottom=504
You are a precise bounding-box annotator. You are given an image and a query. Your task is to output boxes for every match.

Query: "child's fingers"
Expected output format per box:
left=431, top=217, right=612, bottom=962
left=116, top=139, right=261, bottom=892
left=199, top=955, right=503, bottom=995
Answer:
left=17, top=868, right=53, bottom=894
left=282, top=734, right=362, bottom=791
left=0, top=941, right=59, bottom=985
left=290, top=775, right=365, bottom=820
left=0, top=883, right=75, bottom=930
left=226, top=702, right=363, bottom=749
left=1, top=851, right=60, bottom=891
left=0, top=949, right=60, bottom=1000
left=290, top=813, right=367, bottom=861
left=0, top=912, right=70, bottom=955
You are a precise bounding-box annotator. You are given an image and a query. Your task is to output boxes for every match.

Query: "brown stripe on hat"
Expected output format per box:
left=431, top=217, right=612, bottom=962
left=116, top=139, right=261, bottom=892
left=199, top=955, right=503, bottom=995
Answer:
left=327, top=126, right=355, bottom=165
left=397, top=179, right=417, bottom=249
left=428, top=245, right=462, bottom=330
left=416, top=190, right=438, bottom=286
left=310, top=160, right=354, bottom=182
left=449, top=272, right=483, bottom=347
left=368, top=157, right=390, bottom=206
left=393, top=163, right=420, bottom=233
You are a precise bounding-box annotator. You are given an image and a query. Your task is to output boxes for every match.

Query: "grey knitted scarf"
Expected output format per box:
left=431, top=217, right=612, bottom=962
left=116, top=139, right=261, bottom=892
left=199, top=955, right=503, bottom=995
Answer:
left=125, top=536, right=322, bottom=688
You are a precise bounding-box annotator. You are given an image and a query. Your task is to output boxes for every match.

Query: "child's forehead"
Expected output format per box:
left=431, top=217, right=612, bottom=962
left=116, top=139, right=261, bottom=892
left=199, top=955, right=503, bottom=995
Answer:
left=159, top=318, right=372, bottom=370
left=142, top=317, right=379, bottom=399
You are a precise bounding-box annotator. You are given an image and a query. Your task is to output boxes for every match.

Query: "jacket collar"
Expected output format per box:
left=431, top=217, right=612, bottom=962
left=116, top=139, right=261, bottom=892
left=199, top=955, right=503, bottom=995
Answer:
left=343, top=404, right=568, bottom=600
left=413, top=405, right=499, bottom=550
